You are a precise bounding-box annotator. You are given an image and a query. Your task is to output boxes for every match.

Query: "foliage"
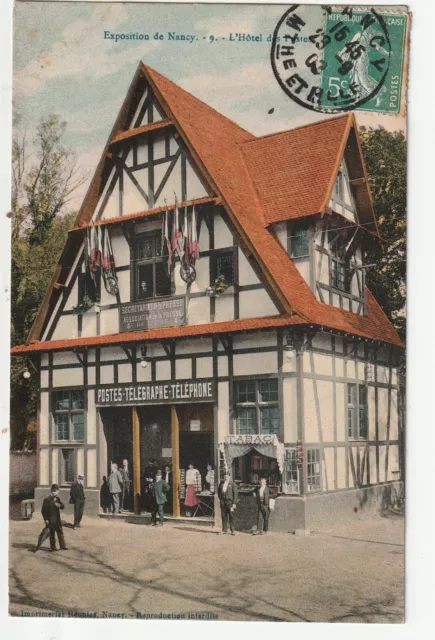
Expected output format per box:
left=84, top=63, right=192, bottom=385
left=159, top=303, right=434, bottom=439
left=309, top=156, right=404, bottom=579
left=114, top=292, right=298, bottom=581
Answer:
left=10, top=114, right=87, bottom=449
left=359, top=126, right=406, bottom=341
left=72, top=295, right=95, bottom=315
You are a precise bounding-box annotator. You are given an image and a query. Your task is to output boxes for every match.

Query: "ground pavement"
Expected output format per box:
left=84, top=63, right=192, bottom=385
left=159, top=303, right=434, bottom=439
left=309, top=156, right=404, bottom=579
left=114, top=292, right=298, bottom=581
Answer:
left=9, top=511, right=404, bottom=622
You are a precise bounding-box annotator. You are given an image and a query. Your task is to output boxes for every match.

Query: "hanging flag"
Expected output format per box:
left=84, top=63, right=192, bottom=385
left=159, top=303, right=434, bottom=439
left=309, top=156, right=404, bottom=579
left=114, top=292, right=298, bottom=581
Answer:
left=189, top=205, right=200, bottom=261
left=101, top=227, right=119, bottom=296
left=183, top=205, right=189, bottom=265
left=89, top=225, right=100, bottom=273
left=172, top=196, right=182, bottom=253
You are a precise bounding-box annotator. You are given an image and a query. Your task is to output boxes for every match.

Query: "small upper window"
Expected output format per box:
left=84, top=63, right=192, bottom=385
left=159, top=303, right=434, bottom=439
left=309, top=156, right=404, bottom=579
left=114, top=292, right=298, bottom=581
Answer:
left=289, top=225, right=310, bottom=258
left=134, top=231, right=171, bottom=300
left=53, top=390, right=85, bottom=443
left=331, top=257, right=350, bottom=292
left=212, top=251, right=235, bottom=287
left=334, top=170, right=344, bottom=200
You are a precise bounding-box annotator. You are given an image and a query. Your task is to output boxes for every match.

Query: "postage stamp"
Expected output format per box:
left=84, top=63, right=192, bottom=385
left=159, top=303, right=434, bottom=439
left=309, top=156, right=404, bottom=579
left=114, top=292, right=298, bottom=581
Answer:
left=271, top=4, right=408, bottom=113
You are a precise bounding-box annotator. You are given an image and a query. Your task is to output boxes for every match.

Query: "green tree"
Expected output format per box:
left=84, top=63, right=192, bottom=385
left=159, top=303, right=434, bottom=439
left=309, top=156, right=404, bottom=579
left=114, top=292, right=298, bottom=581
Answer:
left=359, top=126, right=406, bottom=341
left=10, top=115, right=87, bottom=449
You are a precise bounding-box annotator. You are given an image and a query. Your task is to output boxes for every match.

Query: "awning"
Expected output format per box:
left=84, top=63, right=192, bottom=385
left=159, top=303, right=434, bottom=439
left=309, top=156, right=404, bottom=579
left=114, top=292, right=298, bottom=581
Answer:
left=219, top=434, right=285, bottom=474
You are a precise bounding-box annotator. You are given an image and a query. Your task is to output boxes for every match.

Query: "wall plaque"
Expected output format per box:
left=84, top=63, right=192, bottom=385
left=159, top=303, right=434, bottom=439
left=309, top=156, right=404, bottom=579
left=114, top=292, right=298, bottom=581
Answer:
left=119, top=297, right=186, bottom=332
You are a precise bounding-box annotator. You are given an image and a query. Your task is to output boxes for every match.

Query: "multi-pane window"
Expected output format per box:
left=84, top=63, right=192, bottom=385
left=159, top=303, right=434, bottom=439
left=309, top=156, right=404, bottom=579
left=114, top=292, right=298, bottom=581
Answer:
left=213, top=251, right=235, bottom=287
left=61, top=449, right=75, bottom=484
left=134, top=231, right=171, bottom=300
left=331, top=257, right=349, bottom=291
left=282, top=448, right=300, bottom=494
left=347, top=384, right=368, bottom=439
left=307, top=448, right=321, bottom=492
left=290, top=225, right=310, bottom=258
left=53, top=390, right=85, bottom=442
left=235, top=379, right=280, bottom=435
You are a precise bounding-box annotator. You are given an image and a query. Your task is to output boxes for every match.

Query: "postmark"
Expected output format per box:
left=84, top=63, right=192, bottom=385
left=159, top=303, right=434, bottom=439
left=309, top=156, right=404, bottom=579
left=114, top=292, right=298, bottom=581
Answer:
left=271, top=5, right=407, bottom=114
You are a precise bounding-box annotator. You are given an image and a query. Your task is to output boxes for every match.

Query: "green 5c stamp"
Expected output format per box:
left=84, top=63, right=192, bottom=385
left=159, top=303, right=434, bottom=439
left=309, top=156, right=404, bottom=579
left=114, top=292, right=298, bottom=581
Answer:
left=271, top=5, right=407, bottom=114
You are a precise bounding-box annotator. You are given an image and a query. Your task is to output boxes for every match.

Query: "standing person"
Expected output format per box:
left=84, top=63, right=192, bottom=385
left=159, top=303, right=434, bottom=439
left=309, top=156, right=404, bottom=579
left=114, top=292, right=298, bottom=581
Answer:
left=70, top=474, right=86, bottom=529
left=34, top=484, right=68, bottom=552
left=108, top=462, right=123, bottom=514
left=163, top=464, right=172, bottom=514
left=253, top=476, right=270, bottom=535
left=218, top=471, right=238, bottom=535
left=100, top=476, right=111, bottom=513
left=151, top=470, right=170, bottom=527
left=119, top=459, right=132, bottom=512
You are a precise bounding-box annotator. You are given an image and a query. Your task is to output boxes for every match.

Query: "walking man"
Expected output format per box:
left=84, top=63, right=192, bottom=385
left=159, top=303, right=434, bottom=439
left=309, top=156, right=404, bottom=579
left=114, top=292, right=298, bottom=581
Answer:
left=119, top=459, right=132, bottom=512
left=218, top=471, right=238, bottom=535
left=151, top=470, right=170, bottom=526
left=109, top=462, right=123, bottom=514
left=253, top=476, right=270, bottom=535
left=70, top=474, right=86, bottom=528
left=35, top=484, right=68, bottom=552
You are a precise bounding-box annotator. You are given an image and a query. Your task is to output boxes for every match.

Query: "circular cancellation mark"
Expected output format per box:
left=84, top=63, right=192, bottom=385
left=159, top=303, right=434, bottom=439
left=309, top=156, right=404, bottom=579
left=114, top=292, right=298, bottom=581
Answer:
left=271, top=5, right=392, bottom=113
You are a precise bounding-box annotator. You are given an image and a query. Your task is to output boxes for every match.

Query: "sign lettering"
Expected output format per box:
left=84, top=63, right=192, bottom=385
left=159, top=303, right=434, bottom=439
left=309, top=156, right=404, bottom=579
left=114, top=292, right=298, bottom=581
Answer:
left=95, top=379, right=216, bottom=406
left=119, top=297, right=186, bottom=332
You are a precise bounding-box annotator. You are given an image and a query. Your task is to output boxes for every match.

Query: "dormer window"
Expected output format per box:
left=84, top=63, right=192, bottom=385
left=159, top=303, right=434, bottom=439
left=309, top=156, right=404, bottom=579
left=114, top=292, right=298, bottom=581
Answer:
left=133, top=231, right=172, bottom=300
left=289, top=224, right=310, bottom=258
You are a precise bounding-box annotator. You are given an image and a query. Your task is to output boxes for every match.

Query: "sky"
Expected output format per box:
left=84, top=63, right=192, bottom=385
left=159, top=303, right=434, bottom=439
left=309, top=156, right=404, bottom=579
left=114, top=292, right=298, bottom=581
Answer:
left=13, top=1, right=407, bottom=208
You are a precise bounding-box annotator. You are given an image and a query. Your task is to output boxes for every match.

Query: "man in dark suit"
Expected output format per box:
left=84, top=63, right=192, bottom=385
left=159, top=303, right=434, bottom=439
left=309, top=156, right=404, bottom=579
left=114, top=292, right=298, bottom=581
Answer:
left=253, top=476, right=270, bottom=535
left=35, top=484, right=68, bottom=552
left=70, top=474, right=86, bottom=528
left=151, top=470, right=170, bottom=526
left=218, top=471, right=238, bottom=535
left=119, top=459, right=132, bottom=512
left=163, top=465, right=172, bottom=514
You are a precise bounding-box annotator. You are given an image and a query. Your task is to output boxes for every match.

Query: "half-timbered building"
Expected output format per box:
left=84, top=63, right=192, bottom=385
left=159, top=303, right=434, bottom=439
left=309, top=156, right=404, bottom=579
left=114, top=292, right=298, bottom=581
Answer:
left=12, top=63, right=404, bottom=531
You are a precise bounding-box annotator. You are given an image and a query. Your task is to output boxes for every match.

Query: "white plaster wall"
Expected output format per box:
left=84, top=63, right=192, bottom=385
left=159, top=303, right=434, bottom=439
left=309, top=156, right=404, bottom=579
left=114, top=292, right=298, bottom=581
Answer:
left=271, top=222, right=287, bottom=250
left=188, top=256, right=209, bottom=292
left=313, top=353, right=333, bottom=377
left=100, top=181, right=119, bottom=220
left=214, top=295, right=234, bottom=322
left=176, top=359, right=192, bottom=379
left=87, top=390, right=97, bottom=445
left=233, top=352, right=277, bottom=376
left=336, top=382, right=346, bottom=441
left=238, top=249, right=260, bottom=286
left=156, top=360, right=171, bottom=381
left=176, top=338, right=212, bottom=355
left=196, top=356, right=213, bottom=379
left=136, top=362, right=152, bottom=382
left=153, top=135, right=166, bottom=160
left=234, top=331, right=277, bottom=350
left=118, top=363, right=132, bottom=383
left=347, top=360, right=357, bottom=380
left=87, top=449, right=97, bottom=488
left=214, top=214, right=233, bottom=249
left=282, top=350, right=296, bottom=373
left=187, top=297, right=210, bottom=325
left=100, top=365, right=114, bottom=384
left=379, top=445, right=387, bottom=482
left=337, top=447, right=346, bottom=489
left=318, top=380, right=334, bottom=441
left=304, top=379, right=334, bottom=442
left=377, top=365, right=390, bottom=384
left=101, top=347, right=125, bottom=361
left=40, top=449, right=49, bottom=485
left=217, top=356, right=228, bottom=377
left=317, top=252, right=329, bottom=284
left=51, top=315, right=79, bottom=340
left=53, top=368, right=83, bottom=388
left=88, top=367, right=96, bottom=385
left=198, top=218, right=210, bottom=252
left=40, top=370, right=49, bottom=388
left=294, top=258, right=310, bottom=284
left=41, top=355, right=49, bottom=367
left=357, top=362, right=366, bottom=381
left=368, top=386, right=376, bottom=440
left=117, top=270, right=131, bottom=303
left=111, top=229, right=130, bottom=266
left=390, top=389, right=399, bottom=440
left=303, top=380, right=317, bottom=443
left=100, top=308, right=119, bottom=336
left=239, top=289, right=278, bottom=319
left=387, top=444, right=400, bottom=481
left=153, top=158, right=181, bottom=209
left=53, top=352, right=77, bottom=366
left=342, top=297, right=350, bottom=312
left=64, top=281, right=78, bottom=311
left=217, top=381, right=230, bottom=439
left=77, top=448, right=85, bottom=477
left=186, top=159, right=208, bottom=200
left=335, top=357, right=344, bottom=378
left=282, top=377, right=297, bottom=443
left=78, top=312, right=95, bottom=338
left=324, top=447, right=335, bottom=491
left=51, top=448, right=58, bottom=485
left=40, top=393, right=49, bottom=445
left=378, top=388, right=389, bottom=440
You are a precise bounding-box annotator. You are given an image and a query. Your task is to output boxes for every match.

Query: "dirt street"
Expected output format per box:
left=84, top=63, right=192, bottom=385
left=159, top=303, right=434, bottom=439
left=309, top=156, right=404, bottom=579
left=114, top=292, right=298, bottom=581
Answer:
left=9, top=513, right=404, bottom=622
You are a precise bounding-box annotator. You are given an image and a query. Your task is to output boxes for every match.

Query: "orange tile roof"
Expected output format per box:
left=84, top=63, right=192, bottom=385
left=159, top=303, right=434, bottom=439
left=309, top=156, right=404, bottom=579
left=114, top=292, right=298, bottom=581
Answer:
left=18, top=63, right=403, bottom=351
left=11, top=316, right=305, bottom=354
left=242, top=116, right=351, bottom=225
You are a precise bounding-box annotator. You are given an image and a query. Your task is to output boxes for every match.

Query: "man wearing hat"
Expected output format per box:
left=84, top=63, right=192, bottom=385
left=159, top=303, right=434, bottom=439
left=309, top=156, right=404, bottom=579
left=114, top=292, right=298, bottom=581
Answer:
left=70, top=474, right=86, bottom=528
left=217, top=471, right=239, bottom=535
left=35, top=484, right=68, bottom=552
left=151, top=470, right=170, bottom=527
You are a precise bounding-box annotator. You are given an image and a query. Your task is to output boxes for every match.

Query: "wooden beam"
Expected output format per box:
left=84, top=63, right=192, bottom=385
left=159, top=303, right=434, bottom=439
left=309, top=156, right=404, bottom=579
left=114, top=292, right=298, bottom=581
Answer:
left=110, top=119, right=173, bottom=145
left=171, top=405, right=180, bottom=518
left=132, top=406, right=141, bottom=515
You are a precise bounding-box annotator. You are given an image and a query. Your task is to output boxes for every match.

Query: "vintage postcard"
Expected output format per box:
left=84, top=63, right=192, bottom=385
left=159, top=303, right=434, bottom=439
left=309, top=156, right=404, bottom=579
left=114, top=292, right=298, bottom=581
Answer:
left=9, top=1, right=408, bottom=624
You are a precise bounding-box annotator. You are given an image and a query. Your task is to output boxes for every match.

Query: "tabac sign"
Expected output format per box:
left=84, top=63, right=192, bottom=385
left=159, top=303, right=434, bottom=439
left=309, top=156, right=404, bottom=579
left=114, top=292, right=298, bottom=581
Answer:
left=224, top=434, right=280, bottom=446
left=95, top=379, right=216, bottom=406
left=119, top=297, right=186, bottom=332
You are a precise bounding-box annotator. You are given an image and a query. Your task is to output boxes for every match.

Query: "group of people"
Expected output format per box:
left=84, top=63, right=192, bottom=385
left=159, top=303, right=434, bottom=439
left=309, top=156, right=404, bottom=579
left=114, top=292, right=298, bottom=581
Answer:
left=218, top=472, right=272, bottom=536
left=100, top=459, right=132, bottom=514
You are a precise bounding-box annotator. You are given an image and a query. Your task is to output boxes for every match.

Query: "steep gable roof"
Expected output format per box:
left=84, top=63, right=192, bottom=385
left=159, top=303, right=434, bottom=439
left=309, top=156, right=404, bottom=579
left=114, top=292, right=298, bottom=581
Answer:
left=22, top=63, right=402, bottom=349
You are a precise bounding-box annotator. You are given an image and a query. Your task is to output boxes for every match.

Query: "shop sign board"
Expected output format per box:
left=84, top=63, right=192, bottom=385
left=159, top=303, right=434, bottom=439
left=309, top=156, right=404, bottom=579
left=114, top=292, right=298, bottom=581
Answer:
left=224, top=434, right=279, bottom=446
left=119, top=297, right=186, bottom=332
left=95, top=379, right=216, bottom=406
